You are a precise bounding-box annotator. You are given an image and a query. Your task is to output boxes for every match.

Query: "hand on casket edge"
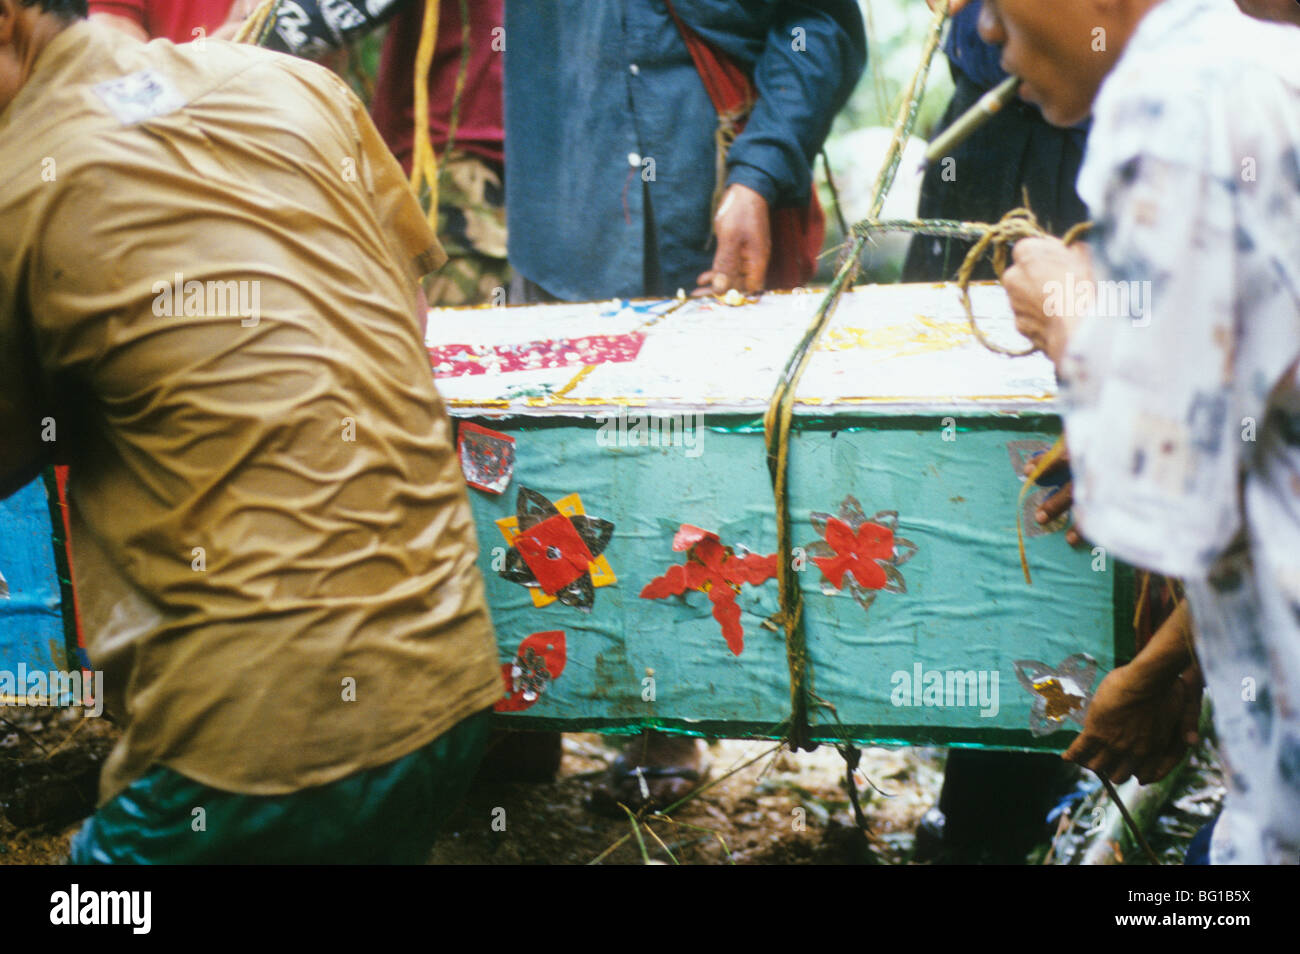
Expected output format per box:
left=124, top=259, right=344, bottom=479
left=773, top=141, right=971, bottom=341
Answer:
left=692, top=184, right=771, bottom=298
left=1063, top=603, right=1203, bottom=786
left=1024, top=449, right=1087, bottom=548
left=1062, top=662, right=1203, bottom=786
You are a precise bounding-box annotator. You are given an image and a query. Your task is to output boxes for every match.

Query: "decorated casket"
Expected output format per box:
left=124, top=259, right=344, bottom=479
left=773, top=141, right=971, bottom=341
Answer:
left=430, top=282, right=1134, bottom=751
left=2, top=283, right=1133, bottom=750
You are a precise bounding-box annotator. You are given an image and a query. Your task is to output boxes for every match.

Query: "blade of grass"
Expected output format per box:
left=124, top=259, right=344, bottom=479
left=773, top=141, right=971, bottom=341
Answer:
left=641, top=818, right=680, bottom=865
left=620, top=804, right=651, bottom=864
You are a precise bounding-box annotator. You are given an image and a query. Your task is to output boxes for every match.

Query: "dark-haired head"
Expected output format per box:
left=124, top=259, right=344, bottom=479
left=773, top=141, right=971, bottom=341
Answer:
left=1, top=0, right=86, bottom=116
left=18, top=0, right=86, bottom=20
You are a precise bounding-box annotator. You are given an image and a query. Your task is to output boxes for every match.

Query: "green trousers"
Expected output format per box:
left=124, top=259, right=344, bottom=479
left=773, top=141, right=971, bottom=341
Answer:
left=71, top=710, right=490, bottom=864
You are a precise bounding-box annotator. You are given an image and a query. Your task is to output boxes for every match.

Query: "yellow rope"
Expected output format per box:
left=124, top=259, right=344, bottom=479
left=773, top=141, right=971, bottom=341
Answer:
left=1132, top=570, right=1151, bottom=631
left=443, top=0, right=471, bottom=161
left=232, top=0, right=277, bottom=45
left=854, top=210, right=1097, bottom=585
left=711, top=114, right=745, bottom=223
left=955, top=207, right=1093, bottom=357
left=1016, top=436, right=1066, bottom=584
left=955, top=208, right=1092, bottom=582
left=764, top=0, right=951, bottom=751
left=409, top=0, right=442, bottom=227
left=236, top=0, right=445, bottom=235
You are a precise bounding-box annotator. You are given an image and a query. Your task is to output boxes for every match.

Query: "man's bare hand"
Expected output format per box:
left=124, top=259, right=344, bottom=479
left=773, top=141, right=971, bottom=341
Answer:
left=1001, top=236, right=1092, bottom=366
left=1024, top=450, right=1086, bottom=547
left=693, top=183, right=770, bottom=298
left=1064, top=661, right=1203, bottom=786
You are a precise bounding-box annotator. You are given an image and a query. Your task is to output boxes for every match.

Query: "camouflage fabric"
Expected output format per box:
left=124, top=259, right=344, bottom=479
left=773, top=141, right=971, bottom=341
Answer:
left=423, top=152, right=510, bottom=308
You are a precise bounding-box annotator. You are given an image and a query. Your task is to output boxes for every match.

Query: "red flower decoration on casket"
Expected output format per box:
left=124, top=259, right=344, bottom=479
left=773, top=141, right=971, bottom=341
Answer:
left=812, top=519, right=896, bottom=590
left=498, top=487, right=615, bottom=610
left=640, top=525, right=778, bottom=656
left=514, top=514, right=595, bottom=594
left=805, top=496, right=917, bottom=617
left=495, top=631, right=567, bottom=712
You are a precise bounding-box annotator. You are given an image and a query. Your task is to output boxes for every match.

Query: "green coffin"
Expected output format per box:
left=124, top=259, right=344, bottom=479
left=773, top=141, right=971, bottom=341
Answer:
left=428, top=282, right=1134, bottom=751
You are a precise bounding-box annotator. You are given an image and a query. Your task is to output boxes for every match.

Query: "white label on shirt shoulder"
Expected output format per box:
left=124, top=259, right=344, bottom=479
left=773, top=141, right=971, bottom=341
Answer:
left=92, top=70, right=188, bottom=126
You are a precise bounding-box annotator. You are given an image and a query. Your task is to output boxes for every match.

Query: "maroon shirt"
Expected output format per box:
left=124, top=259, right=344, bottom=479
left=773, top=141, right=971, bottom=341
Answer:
left=88, top=0, right=234, bottom=42
left=370, top=0, right=504, bottom=170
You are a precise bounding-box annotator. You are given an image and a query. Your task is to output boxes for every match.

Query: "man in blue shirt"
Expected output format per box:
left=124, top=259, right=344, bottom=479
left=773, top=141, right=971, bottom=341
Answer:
left=502, top=1, right=864, bottom=814
left=504, top=1, right=866, bottom=301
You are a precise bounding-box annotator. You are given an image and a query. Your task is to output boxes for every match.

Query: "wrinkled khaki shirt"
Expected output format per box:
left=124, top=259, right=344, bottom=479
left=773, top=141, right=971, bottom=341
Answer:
left=0, top=19, right=501, bottom=801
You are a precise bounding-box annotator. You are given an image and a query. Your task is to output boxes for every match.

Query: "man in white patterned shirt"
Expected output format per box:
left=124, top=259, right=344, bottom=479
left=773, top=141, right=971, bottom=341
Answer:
left=985, top=0, right=1300, bottom=863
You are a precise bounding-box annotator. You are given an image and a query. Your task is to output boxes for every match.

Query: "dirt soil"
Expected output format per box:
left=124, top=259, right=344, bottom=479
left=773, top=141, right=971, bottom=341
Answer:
left=0, top=707, right=115, bottom=864
left=1, top=714, right=1219, bottom=865
left=432, top=734, right=943, bottom=865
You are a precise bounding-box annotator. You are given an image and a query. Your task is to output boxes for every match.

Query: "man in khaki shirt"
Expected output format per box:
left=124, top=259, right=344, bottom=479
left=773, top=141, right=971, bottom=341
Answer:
left=0, top=0, right=501, bottom=862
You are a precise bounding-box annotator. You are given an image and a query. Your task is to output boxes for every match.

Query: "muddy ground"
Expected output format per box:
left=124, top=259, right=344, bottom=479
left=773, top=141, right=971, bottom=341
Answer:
left=0, top=707, right=1222, bottom=865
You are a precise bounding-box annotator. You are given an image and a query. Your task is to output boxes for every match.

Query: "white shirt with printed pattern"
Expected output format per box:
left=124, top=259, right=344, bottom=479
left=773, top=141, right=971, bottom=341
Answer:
left=1062, top=0, right=1300, bottom=864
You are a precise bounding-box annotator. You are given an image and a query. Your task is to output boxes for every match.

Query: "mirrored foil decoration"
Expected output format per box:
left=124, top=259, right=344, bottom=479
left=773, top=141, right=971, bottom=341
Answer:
left=495, top=488, right=615, bottom=610
left=640, top=525, right=778, bottom=656
left=1007, top=440, right=1070, bottom=538
left=805, top=496, right=917, bottom=617
left=1014, top=653, right=1099, bottom=736
left=458, top=422, right=516, bottom=495
left=495, top=630, right=567, bottom=713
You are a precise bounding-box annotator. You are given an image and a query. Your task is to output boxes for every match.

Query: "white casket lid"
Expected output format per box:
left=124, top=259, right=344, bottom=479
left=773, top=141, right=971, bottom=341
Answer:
left=425, top=281, right=1058, bottom=417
